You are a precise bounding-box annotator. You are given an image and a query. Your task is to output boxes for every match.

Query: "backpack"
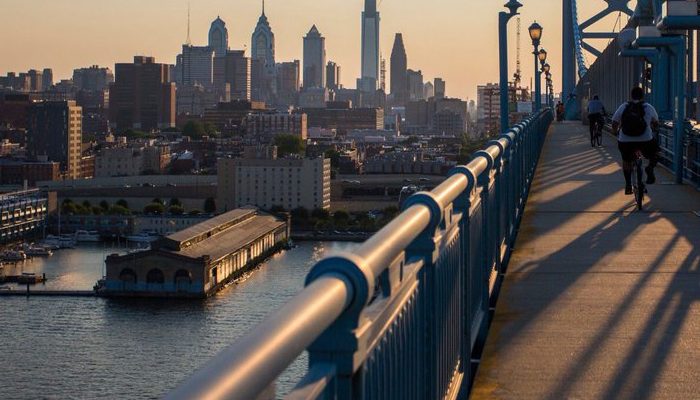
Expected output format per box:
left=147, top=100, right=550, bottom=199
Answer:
left=620, top=102, right=647, bottom=136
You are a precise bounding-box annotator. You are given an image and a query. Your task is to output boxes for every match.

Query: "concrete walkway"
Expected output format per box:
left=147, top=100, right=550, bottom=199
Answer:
left=472, top=122, right=700, bottom=400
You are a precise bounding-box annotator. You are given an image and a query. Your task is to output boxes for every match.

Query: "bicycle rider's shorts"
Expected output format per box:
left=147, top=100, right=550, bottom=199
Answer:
left=618, top=139, right=658, bottom=162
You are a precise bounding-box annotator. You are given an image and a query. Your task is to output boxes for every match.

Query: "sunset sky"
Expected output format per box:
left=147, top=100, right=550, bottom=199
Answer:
left=0, top=0, right=622, bottom=100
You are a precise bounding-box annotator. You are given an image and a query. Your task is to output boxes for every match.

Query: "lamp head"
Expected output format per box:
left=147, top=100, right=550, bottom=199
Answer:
left=529, top=21, right=543, bottom=45
left=504, top=0, right=523, bottom=15
left=538, top=49, right=548, bottom=63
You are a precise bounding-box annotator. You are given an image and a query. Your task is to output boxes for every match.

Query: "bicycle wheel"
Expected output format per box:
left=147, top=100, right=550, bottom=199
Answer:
left=596, top=128, right=603, bottom=146
left=635, top=160, right=644, bottom=210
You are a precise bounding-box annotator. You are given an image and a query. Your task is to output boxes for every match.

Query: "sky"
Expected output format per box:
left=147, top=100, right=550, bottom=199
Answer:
left=0, top=0, right=622, bottom=101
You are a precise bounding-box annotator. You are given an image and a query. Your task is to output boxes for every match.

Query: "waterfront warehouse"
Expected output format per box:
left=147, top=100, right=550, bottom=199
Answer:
left=101, top=207, right=289, bottom=298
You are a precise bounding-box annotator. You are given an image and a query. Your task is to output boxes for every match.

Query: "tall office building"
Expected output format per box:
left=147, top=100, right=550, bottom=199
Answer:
left=41, top=68, right=53, bottom=91
left=208, top=17, right=229, bottom=57
left=434, top=78, right=446, bottom=99
left=407, top=69, right=424, bottom=101
left=109, top=56, right=176, bottom=132
left=181, top=45, right=215, bottom=87
left=27, top=101, right=82, bottom=179
left=358, top=0, right=380, bottom=92
left=303, top=25, right=326, bottom=89
left=326, top=62, right=341, bottom=90
left=251, top=2, right=276, bottom=103
left=251, top=2, right=275, bottom=69
left=73, top=66, right=114, bottom=91
left=390, top=33, right=408, bottom=105
left=276, top=61, right=300, bottom=106
left=224, top=50, right=251, bottom=101
left=424, top=81, right=435, bottom=99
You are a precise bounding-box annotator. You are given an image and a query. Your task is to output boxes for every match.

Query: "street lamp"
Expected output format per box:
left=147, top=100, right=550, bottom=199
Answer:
left=498, top=0, right=523, bottom=133
left=529, top=21, right=544, bottom=111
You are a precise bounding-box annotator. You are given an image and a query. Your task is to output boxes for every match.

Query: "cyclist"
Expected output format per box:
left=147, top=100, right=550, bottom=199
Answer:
left=587, top=95, right=606, bottom=147
left=611, top=87, right=659, bottom=195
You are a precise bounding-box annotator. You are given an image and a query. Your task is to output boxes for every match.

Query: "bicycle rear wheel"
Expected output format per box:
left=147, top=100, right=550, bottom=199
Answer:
left=635, top=160, right=644, bottom=210
left=596, top=129, right=603, bottom=146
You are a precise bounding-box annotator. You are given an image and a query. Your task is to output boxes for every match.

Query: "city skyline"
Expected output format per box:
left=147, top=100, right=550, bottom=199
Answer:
left=1, top=0, right=607, bottom=100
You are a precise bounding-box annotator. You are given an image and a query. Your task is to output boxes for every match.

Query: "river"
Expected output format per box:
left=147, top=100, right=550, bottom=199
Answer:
left=0, top=241, right=360, bottom=399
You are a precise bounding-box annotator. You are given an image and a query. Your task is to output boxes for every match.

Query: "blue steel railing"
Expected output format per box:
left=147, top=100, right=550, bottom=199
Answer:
left=657, top=123, right=700, bottom=188
left=166, top=110, right=554, bottom=400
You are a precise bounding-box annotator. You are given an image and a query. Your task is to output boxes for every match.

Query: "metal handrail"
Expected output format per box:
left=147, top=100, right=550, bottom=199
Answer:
left=167, top=109, right=553, bottom=400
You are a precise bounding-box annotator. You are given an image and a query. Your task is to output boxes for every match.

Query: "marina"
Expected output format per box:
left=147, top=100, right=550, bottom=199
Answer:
left=0, top=241, right=359, bottom=399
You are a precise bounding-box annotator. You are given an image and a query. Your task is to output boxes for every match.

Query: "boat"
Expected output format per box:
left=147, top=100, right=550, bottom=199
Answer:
left=125, top=231, right=160, bottom=243
left=75, top=230, right=101, bottom=242
left=2, top=250, right=26, bottom=262
left=23, top=244, right=53, bottom=257
left=41, top=234, right=76, bottom=249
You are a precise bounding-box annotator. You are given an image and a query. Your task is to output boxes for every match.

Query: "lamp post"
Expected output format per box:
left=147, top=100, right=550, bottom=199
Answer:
left=542, top=63, right=551, bottom=108
left=529, top=22, right=543, bottom=112
left=499, top=0, right=523, bottom=133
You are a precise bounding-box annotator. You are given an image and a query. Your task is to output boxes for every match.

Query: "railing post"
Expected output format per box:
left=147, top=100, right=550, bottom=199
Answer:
left=304, top=254, right=376, bottom=399
left=448, top=165, right=478, bottom=390
left=472, top=150, right=495, bottom=307
left=402, top=192, right=448, bottom=399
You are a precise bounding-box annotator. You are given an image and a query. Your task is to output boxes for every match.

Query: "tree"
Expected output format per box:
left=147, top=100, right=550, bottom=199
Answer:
left=62, top=201, right=78, bottom=215
left=99, top=200, right=110, bottom=211
left=144, top=202, right=166, bottom=215
left=91, top=206, right=104, bottom=215
left=333, top=210, right=350, bottom=223
left=311, top=208, right=330, bottom=220
left=204, top=197, right=216, bottom=214
left=274, top=134, right=305, bottom=157
left=152, top=198, right=164, bottom=205
left=116, top=199, right=129, bottom=209
left=183, top=120, right=207, bottom=139
left=291, top=207, right=309, bottom=221
left=82, top=200, right=92, bottom=210
left=169, top=198, right=182, bottom=207
left=324, top=149, right=341, bottom=170
left=168, top=205, right=185, bottom=215
left=188, top=209, right=202, bottom=216
left=108, top=205, right=131, bottom=215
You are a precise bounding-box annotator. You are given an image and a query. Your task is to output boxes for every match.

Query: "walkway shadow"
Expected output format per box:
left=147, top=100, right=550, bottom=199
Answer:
left=473, top=122, right=700, bottom=399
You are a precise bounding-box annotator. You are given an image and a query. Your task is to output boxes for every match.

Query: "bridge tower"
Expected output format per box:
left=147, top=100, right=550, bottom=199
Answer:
left=562, top=0, right=634, bottom=99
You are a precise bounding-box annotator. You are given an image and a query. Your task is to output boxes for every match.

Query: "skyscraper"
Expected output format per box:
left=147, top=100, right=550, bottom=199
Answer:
left=407, top=69, right=424, bottom=101
left=434, top=78, right=446, bottom=99
left=251, top=1, right=276, bottom=103
left=251, top=1, right=275, bottom=69
left=326, top=61, right=340, bottom=90
left=224, top=50, right=251, bottom=101
left=303, top=25, right=326, bottom=89
left=181, top=45, right=215, bottom=88
left=109, top=56, right=176, bottom=132
left=27, top=100, right=82, bottom=179
left=359, top=0, right=380, bottom=92
left=208, top=17, right=229, bottom=57
left=390, top=33, right=408, bottom=105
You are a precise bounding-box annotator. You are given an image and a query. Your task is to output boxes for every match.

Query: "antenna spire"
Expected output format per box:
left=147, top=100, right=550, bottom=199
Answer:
left=186, top=2, right=192, bottom=45
left=262, top=0, right=265, bottom=15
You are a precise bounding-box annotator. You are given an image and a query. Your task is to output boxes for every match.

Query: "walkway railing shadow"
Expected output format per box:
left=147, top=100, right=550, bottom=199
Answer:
left=474, top=122, right=700, bottom=399
left=165, top=110, right=554, bottom=400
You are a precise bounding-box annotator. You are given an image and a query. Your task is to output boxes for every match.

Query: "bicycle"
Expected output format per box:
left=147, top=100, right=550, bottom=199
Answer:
left=590, top=116, right=603, bottom=147
left=631, top=149, right=645, bottom=210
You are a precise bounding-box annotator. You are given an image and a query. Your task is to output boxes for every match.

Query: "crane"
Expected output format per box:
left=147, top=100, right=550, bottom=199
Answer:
left=513, top=17, right=522, bottom=88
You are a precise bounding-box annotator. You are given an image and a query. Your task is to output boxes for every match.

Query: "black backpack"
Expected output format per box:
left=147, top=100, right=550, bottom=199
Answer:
left=620, top=102, right=647, bottom=136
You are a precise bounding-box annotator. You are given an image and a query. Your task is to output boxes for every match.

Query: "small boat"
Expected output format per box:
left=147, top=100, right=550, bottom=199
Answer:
left=41, top=234, right=76, bottom=249
left=75, top=230, right=101, bottom=242
left=126, top=232, right=160, bottom=243
left=2, top=250, right=26, bottom=262
left=23, top=244, right=53, bottom=257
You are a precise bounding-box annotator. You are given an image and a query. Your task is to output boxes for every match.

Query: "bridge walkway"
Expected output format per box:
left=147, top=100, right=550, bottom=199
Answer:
left=472, top=121, right=700, bottom=399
